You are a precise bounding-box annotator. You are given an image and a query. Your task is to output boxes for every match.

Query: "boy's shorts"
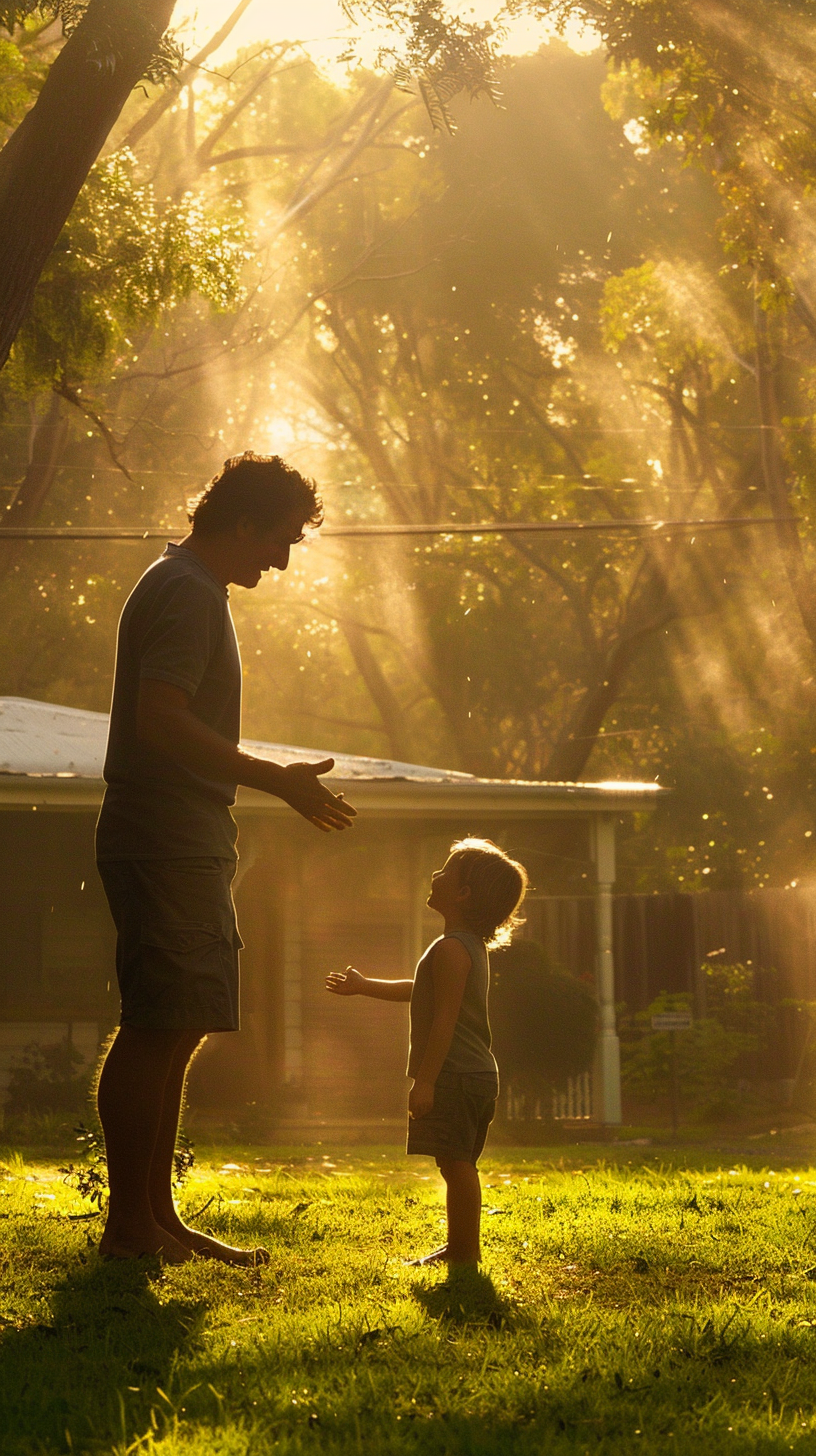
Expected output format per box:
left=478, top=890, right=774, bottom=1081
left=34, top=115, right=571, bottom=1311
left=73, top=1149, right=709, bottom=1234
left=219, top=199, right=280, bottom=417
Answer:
left=407, top=1069, right=499, bottom=1166
left=97, top=857, right=242, bottom=1032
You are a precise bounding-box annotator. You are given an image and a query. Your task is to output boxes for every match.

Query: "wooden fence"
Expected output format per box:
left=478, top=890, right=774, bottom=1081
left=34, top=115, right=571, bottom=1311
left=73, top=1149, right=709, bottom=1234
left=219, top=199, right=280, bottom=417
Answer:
left=523, top=887, right=816, bottom=1012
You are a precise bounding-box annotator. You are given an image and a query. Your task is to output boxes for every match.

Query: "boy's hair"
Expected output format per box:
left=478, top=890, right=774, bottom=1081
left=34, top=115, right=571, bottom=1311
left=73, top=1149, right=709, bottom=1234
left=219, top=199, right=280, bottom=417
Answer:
left=188, top=453, right=323, bottom=536
left=448, top=837, right=528, bottom=950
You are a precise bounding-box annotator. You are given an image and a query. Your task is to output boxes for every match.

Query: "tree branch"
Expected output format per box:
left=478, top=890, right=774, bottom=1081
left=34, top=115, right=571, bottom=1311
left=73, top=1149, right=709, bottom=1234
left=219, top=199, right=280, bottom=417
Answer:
left=117, top=0, right=256, bottom=152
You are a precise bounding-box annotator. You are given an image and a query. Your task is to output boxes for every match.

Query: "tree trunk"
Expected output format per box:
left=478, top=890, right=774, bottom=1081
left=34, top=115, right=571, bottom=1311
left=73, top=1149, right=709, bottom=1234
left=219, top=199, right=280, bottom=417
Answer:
left=754, top=302, right=816, bottom=649
left=544, top=555, right=680, bottom=782
left=340, top=618, right=413, bottom=762
left=0, top=0, right=176, bottom=371
left=0, top=392, right=69, bottom=579
left=544, top=633, right=655, bottom=782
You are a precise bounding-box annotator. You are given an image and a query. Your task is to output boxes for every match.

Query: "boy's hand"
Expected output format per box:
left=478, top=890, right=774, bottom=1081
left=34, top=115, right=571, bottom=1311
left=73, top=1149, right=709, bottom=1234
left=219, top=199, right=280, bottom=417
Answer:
left=409, top=1080, right=435, bottom=1119
left=326, top=966, right=366, bottom=996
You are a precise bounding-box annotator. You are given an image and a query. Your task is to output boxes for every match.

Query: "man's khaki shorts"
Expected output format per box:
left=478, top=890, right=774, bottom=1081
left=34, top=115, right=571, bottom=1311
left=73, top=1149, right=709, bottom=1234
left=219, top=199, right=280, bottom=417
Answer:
left=97, top=857, right=242, bottom=1032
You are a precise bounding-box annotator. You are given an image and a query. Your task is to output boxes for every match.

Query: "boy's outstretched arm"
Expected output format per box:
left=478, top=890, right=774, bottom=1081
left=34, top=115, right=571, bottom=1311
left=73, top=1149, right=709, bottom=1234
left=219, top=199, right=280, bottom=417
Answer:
left=409, top=939, right=471, bottom=1119
left=325, top=967, right=412, bottom=1001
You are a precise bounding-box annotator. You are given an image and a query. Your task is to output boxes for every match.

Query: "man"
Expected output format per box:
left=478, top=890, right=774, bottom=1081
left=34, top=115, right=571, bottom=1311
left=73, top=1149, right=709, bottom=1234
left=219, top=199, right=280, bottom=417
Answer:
left=95, top=452, right=356, bottom=1264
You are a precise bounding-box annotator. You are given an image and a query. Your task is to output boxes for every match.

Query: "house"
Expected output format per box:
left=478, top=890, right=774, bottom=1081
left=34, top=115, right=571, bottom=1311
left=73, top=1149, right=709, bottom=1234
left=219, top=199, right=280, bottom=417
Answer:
left=0, top=697, right=663, bottom=1128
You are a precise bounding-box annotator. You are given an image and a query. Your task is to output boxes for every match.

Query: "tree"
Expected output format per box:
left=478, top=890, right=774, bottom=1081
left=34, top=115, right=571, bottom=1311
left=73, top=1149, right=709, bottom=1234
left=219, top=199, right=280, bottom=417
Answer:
left=0, top=2, right=183, bottom=369
left=285, top=46, right=733, bottom=776
left=350, top=0, right=816, bottom=656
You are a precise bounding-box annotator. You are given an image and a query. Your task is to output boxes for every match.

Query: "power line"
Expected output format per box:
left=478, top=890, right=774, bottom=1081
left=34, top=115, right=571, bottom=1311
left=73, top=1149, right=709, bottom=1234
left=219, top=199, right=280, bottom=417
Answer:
left=0, top=516, right=795, bottom=541
left=322, top=517, right=792, bottom=538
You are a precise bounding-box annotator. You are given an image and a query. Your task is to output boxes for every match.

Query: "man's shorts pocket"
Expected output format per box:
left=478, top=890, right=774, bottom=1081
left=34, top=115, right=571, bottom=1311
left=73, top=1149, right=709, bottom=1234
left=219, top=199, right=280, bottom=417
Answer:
left=140, top=922, right=222, bottom=955
left=98, top=857, right=241, bottom=1032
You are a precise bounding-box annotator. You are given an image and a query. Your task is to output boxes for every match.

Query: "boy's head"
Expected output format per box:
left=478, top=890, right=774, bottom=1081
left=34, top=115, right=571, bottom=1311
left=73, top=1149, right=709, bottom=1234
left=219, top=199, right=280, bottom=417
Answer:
left=429, top=838, right=528, bottom=949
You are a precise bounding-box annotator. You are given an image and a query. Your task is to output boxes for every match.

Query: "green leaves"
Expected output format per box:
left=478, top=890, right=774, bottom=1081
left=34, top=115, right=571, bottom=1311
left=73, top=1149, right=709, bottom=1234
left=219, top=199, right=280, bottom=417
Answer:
left=601, top=259, right=742, bottom=383
left=8, top=149, right=247, bottom=392
left=342, top=0, right=501, bottom=131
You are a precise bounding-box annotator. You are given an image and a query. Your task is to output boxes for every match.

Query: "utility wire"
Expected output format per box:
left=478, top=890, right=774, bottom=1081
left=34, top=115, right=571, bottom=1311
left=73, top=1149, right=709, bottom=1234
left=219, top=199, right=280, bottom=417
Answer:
left=0, top=517, right=796, bottom=541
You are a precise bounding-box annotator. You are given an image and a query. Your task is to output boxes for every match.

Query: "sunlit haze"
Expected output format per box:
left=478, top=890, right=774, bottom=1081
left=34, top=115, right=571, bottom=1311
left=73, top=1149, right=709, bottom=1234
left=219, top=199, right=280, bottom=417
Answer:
left=175, top=0, right=599, bottom=72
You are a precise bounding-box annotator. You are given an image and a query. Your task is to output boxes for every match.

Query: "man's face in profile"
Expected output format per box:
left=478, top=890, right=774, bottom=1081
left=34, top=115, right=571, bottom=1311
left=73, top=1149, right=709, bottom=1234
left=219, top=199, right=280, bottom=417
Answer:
left=231, top=510, right=308, bottom=588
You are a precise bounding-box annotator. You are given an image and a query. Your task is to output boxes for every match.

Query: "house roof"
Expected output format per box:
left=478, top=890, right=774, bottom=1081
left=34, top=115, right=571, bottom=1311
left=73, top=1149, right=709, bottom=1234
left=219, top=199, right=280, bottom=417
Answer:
left=0, top=696, right=476, bottom=783
left=0, top=696, right=665, bottom=816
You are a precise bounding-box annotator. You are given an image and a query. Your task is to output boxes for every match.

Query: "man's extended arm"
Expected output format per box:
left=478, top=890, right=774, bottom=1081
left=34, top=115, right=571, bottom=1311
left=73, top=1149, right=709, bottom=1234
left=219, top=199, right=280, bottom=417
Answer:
left=137, top=678, right=356, bottom=832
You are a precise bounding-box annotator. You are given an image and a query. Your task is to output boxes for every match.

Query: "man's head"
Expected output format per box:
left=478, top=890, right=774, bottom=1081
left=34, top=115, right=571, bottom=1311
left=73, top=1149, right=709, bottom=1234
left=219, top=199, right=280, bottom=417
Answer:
left=188, top=453, right=323, bottom=587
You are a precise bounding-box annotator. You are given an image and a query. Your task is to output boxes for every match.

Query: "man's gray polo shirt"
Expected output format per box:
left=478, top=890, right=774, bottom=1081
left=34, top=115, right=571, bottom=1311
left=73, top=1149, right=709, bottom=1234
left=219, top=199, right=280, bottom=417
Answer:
left=96, top=543, right=242, bottom=861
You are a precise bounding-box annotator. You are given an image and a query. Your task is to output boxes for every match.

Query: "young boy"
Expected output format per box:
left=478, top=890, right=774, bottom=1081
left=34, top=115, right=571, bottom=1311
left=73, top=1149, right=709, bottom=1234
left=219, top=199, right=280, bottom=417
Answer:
left=326, top=837, right=528, bottom=1267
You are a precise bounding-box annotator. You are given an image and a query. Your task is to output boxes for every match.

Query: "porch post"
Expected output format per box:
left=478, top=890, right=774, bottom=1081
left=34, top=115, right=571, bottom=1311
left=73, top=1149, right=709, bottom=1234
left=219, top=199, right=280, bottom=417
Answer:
left=282, top=847, right=304, bottom=1093
left=592, top=813, right=622, bottom=1124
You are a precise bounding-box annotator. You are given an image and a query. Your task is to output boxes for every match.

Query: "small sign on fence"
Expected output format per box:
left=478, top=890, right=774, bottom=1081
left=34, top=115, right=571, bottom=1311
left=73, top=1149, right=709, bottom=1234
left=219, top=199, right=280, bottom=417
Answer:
left=651, top=1012, right=693, bottom=1032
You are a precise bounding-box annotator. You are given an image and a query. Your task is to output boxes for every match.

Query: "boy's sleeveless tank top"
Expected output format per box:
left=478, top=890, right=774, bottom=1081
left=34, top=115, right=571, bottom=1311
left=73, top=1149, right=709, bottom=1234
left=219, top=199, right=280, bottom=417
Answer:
left=407, top=929, right=499, bottom=1083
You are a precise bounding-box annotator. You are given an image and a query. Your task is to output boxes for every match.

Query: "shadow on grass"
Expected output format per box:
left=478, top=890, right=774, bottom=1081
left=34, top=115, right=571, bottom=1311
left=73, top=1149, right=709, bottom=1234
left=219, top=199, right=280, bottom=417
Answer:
left=0, top=1255, right=207, bottom=1455
left=411, top=1265, right=514, bottom=1328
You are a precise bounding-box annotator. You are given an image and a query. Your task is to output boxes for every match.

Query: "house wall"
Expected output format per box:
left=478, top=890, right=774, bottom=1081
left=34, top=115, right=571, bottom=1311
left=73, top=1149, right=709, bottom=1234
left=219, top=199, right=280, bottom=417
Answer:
left=0, top=807, right=595, bottom=1121
left=0, top=811, right=117, bottom=1106
left=187, top=814, right=578, bottom=1120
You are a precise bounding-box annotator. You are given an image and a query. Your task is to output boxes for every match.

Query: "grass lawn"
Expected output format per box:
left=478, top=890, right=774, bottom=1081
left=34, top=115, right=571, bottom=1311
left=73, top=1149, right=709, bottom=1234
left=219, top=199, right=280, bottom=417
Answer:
left=4, top=1137, right=816, bottom=1454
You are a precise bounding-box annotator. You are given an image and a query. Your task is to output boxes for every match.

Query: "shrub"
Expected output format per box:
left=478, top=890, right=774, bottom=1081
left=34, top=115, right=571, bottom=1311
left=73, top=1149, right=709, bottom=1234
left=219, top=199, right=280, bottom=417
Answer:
left=490, top=940, right=597, bottom=1114
left=621, top=990, right=757, bottom=1121
left=5, top=1038, right=92, bottom=1117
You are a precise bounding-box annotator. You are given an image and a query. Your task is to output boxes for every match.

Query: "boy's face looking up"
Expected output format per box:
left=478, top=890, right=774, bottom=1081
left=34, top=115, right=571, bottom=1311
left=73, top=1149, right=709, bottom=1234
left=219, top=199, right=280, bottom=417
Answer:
left=427, top=855, right=471, bottom=919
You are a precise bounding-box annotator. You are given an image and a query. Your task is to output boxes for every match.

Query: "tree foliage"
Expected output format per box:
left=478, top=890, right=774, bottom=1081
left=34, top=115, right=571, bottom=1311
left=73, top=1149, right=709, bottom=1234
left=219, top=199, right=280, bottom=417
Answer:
left=3, top=23, right=816, bottom=899
left=7, top=149, right=247, bottom=394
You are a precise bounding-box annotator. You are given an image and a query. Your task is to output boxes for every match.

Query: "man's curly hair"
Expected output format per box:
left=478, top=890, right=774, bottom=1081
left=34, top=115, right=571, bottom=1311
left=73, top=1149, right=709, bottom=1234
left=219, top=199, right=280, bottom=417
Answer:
left=188, top=453, right=323, bottom=536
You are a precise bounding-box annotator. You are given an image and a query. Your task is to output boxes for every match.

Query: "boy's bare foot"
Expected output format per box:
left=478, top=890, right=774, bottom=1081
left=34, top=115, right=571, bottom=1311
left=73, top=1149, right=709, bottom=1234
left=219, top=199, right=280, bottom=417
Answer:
left=99, top=1222, right=192, bottom=1264
left=404, top=1244, right=449, bottom=1267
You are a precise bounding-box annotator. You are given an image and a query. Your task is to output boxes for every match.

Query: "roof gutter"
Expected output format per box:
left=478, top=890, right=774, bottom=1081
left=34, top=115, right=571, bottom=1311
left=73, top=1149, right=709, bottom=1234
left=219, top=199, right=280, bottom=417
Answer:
left=0, top=775, right=667, bottom=817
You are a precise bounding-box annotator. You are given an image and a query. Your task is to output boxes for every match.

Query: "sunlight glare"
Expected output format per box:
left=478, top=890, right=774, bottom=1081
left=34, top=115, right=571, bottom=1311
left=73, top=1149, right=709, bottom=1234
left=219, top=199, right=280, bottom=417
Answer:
left=176, top=0, right=600, bottom=75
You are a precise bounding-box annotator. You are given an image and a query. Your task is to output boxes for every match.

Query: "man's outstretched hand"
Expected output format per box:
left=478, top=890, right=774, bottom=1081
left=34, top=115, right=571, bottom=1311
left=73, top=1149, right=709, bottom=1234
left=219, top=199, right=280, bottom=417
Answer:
left=272, top=758, right=357, bottom=832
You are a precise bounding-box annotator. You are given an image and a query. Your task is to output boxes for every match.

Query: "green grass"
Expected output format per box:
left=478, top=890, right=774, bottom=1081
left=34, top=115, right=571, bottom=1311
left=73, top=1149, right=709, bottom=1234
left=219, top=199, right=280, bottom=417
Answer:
left=5, top=1140, right=816, bottom=1454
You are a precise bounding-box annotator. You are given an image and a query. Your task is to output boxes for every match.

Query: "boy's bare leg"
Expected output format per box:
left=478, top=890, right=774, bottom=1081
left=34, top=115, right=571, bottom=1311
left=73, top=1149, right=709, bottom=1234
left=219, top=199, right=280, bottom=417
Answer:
left=97, top=1026, right=191, bottom=1262
left=439, top=1159, right=482, bottom=1265
left=146, top=1035, right=270, bottom=1267
left=406, top=1160, right=483, bottom=1266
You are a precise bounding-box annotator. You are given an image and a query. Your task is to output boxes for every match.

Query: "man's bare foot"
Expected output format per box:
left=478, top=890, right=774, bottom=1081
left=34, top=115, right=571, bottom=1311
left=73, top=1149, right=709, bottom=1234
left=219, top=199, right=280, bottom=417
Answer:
left=166, top=1222, right=270, bottom=1266
left=405, top=1244, right=449, bottom=1267
left=99, top=1222, right=191, bottom=1264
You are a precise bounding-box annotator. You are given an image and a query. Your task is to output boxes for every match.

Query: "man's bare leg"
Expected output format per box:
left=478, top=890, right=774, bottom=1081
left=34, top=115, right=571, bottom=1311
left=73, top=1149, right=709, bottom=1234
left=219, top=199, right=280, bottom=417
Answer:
left=97, top=1026, right=191, bottom=1262
left=147, top=1035, right=270, bottom=1266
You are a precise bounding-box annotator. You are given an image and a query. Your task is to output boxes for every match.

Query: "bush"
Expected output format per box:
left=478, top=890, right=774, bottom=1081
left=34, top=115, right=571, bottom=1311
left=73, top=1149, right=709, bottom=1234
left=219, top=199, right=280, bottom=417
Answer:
left=490, top=940, right=597, bottom=1115
left=5, top=1038, right=92, bottom=1117
left=621, top=991, right=757, bottom=1121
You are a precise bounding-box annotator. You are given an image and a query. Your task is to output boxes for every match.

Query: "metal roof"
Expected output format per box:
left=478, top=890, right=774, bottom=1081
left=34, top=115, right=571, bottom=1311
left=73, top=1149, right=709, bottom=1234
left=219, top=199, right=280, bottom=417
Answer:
left=0, top=696, right=476, bottom=783
left=0, top=696, right=665, bottom=815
